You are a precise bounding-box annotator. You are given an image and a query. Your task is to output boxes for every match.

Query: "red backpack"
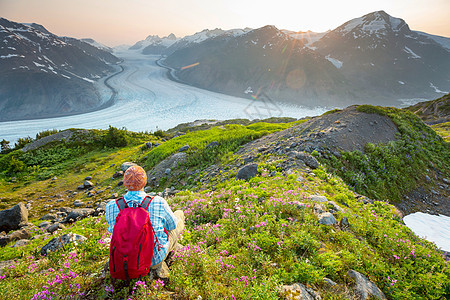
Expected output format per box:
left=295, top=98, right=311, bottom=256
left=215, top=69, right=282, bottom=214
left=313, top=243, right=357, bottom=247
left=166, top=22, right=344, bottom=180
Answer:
left=109, top=196, right=158, bottom=280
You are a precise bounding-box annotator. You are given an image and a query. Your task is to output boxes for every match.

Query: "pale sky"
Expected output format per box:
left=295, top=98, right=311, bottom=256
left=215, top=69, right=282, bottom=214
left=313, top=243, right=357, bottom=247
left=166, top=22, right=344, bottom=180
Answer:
left=1, top=0, right=449, bottom=46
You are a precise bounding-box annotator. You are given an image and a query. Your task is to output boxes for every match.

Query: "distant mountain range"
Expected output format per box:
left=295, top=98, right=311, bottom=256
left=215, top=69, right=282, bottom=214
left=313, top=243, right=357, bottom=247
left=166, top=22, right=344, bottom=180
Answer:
left=131, top=11, right=449, bottom=107
left=0, top=18, right=120, bottom=121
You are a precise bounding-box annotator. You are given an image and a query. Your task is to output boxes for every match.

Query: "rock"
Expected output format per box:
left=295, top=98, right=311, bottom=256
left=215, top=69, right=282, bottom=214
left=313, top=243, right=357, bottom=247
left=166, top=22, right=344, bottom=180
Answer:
left=0, top=203, right=28, bottom=233
left=145, top=142, right=152, bottom=149
left=165, top=168, right=171, bottom=175
left=40, top=233, right=87, bottom=256
left=144, top=187, right=152, bottom=193
left=94, top=202, right=107, bottom=216
left=313, top=203, right=325, bottom=214
left=113, top=171, right=124, bottom=178
left=179, top=145, right=190, bottom=152
left=13, top=239, right=29, bottom=247
left=339, top=217, right=350, bottom=228
left=290, top=142, right=298, bottom=148
left=310, top=195, right=328, bottom=202
left=77, top=184, right=85, bottom=190
left=281, top=283, right=321, bottom=300
left=39, top=213, right=58, bottom=221
left=206, top=141, right=219, bottom=149
left=64, top=208, right=94, bottom=223
left=47, top=222, right=65, bottom=233
left=323, top=278, right=337, bottom=286
left=73, top=200, right=84, bottom=208
left=83, top=180, right=94, bottom=189
left=318, top=212, right=337, bottom=225
left=87, top=191, right=95, bottom=197
left=52, top=177, right=57, bottom=181
left=84, top=176, right=92, bottom=180
left=348, top=270, right=387, bottom=300
left=58, top=207, right=73, bottom=213
left=38, top=221, right=51, bottom=228
left=154, top=142, right=160, bottom=147
left=118, top=181, right=123, bottom=186
left=0, top=228, right=31, bottom=247
left=236, top=163, right=258, bottom=181
left=296, top=152, right=319, bottom=169
left=244, top=156, right=254, bottom=164
left=327, top=201, right=343, bottom=212
left=121, top=162, right=137, bottom=172
left=425, top=175, right=431, bottom=182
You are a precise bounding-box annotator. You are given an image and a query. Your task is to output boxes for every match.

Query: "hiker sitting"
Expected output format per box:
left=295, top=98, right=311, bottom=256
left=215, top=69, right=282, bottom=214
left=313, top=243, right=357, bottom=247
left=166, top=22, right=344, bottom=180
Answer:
left=105, top=165, right=185, bottom=280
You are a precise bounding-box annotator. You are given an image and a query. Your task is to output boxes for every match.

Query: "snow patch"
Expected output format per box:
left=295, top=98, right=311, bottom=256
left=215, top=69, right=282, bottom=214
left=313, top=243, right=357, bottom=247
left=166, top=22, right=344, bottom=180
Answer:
left=33, top=61, right=45, bottom=67
left=430, top=83, right=447, bottom=94
left=398, top=81, right=405, bottom=85
left=325, top=55, right=343, bottom=69
left=403, top=46, right=421, bottom=59
left=82, top=77, right=94, bottom=83
left=1, top=54, right=24, bottom=58
left=403, top=212, right=450, bottom=252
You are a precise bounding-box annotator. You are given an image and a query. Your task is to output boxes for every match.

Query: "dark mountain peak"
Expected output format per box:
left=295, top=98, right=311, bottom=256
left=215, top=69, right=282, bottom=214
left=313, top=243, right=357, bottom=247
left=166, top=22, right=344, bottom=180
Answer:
left=23, top=23, right=52, bottom=35
left=333, top=10, right=410, bottom=38
left=145, top=34, right=161, bottom=41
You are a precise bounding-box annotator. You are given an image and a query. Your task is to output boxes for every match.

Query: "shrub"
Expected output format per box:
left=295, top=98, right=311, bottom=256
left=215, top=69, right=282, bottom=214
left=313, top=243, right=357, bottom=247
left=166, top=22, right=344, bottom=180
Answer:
left=101, top=126, right=129, bottom=148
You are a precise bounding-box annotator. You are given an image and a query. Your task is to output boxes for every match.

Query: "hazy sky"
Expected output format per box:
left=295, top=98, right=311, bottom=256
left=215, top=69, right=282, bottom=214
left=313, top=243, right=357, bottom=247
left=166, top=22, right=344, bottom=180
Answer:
left=1, top=0, right=449, bottom=46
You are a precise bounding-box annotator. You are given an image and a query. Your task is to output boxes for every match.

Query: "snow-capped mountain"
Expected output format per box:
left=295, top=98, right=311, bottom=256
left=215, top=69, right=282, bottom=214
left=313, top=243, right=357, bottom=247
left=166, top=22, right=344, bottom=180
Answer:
left=162, top=11, right=450, bottom=106
left=163, top=25, right=355, bottom=107
left=0, top=18, right=120, bottom=121
left=312, top=10, right=450, bottom=101
left=129, top=33, right=178, bottom=54
left=80, top=38, right=113, bottom=53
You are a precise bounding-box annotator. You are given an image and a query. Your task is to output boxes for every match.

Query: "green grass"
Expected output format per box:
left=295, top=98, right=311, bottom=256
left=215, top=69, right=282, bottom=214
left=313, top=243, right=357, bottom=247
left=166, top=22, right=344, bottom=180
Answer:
left=319, top=105, right=450, bottom=202
left=431, top=122, right=450, bottom=142
left=0, top=116, right=448, bottom=299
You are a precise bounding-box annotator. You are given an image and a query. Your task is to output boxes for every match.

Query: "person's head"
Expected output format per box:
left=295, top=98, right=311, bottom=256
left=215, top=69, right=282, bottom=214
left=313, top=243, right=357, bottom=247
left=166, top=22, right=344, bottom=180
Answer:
left=123, top=165, right=147, bottom=191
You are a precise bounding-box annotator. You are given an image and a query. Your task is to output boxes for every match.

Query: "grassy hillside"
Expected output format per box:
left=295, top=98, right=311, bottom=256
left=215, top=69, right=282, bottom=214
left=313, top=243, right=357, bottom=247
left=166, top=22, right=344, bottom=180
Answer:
left=0, top=112, right=448, bottom=299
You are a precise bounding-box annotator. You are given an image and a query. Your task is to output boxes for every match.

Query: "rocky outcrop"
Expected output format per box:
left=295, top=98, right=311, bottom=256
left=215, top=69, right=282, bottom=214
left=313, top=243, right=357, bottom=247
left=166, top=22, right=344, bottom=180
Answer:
left=236, top=164, right=258, bottom=180
left=148, top=153, right=187, bottom=185
left=40, top=233, right=87, bottom=256
left=348, top=270, right=386, bottom=300
left=0, top=203, right=28, bottom=233
left=281, top=283, right=321, bottom=300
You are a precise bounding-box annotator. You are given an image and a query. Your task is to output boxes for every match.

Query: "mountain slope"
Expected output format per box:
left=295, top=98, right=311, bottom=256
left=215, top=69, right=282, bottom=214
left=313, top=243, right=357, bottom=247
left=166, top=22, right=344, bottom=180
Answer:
left=161, top=11, right=450, bottom=108
left=312, top=11, right=450, bottom=102
left=0, top=18, right=120, bottom=121
left=164, top=25, right=360, bottom=107
left=0, top=109, right=448, bottom=299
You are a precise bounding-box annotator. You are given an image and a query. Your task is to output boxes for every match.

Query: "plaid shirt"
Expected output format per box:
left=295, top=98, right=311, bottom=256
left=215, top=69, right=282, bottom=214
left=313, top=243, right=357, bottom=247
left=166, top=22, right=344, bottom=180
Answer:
left=105, top=191, right=178, bottom=266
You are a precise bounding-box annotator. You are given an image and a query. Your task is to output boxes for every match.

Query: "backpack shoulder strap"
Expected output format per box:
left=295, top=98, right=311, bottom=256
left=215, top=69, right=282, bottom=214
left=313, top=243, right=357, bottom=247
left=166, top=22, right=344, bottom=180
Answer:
left=139, top=196, right=155, bottom=210
left=115, top=197, right=128, bottom=211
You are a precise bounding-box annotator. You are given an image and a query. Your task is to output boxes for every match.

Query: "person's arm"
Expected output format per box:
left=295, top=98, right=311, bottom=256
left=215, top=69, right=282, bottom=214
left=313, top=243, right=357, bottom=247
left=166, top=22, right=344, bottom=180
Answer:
left=105, top=200, right=118, bottom=233
left=162, top=200, right=178, bottom=230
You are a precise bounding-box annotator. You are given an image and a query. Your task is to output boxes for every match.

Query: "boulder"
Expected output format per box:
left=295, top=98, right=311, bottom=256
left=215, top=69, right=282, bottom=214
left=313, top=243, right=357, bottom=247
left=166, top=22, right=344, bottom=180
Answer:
left=73, top=200, right=84, bottom=207
left=0, top=228, right=31, bottom=247
left=318, top=212, right=337, bottom=225
left=112, top=171, right=124, bottom=178
left=310, top=195, right=328, bottom=202
left=40, top=233, right=87, bottom=256
left=39, top=213, right=58, bottom=221
left=281, top=283, right=321, bottom=300
left=84, top=176, right=92, bottom=180
left=145, top=142, right=152, bottom=149
left=94, top=202, right=107, bottom=216
left=47, top=222, right=65, bottom=233
left=121, top=162, right=137, bottom=172
left=0, top=203, right=28, bottom=233
left=348, top=270, right=387, bottom=300
left=179, top=145, right=190, bottom=152
left=64, top=208, right=94, bottom=223
left=38, top=221, right=51, bottom=228
left=83, top=180, right=94, bottom=189
left=206, top=141, right=219, bottom=149
left=339, top=217, right=350, bottom=228
left=296, top=152, right=320, bottom=169
left=13, top=239, right=30, bottom=247
left=236, top=163, right=258, bottom=181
